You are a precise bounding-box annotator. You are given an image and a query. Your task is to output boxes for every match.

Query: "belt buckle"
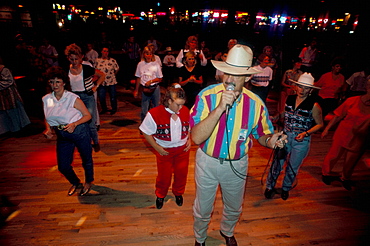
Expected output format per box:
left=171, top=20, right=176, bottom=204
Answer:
left=57, top=124, right=67, bottom=130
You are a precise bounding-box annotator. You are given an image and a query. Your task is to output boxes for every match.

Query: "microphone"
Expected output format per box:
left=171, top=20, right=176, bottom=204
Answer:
left=225, top=83, right=235, bottom=115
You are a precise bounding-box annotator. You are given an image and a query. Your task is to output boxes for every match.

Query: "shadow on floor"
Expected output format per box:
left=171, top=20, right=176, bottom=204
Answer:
left=77, top=185, right=155, bottom=208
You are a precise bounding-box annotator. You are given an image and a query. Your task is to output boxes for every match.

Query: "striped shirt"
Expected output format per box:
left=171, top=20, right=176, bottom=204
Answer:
left=190, top=83, right=274, bottom=160
left=250, top=65, right=273, bottom=87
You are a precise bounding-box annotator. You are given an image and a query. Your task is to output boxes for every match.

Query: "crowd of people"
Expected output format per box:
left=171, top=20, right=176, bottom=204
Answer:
left=0, top=29, right=369, bottom=245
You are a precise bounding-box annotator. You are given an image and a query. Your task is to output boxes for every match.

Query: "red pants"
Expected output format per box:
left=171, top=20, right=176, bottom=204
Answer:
left=155, top=144, right=190, bottom=198
left=322, top=140, right=364, bottom=180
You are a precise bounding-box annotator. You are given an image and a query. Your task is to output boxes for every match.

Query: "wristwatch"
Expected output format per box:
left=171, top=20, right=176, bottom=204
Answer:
left=305, top=131, right=310, bottom=137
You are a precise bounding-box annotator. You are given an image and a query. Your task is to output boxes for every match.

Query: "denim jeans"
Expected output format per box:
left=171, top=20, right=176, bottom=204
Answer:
left=73, top=91, right=99, bottom=144
left=266, top=131, right=310, bottom=191
left=140, top=86, right=160, bottom=121
left=98, top=85, right=117, bottom=112
left=55, top=123, right=94, bottom=185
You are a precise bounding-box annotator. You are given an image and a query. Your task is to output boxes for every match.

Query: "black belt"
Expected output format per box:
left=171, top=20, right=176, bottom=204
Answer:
left=73, top=90, right=94, bottom=96
left=202, top=149, right=241, bottom=164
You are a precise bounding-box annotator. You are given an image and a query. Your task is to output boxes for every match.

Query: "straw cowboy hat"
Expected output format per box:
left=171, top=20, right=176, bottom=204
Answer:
left=211, top=44, right=261, bottom=75
left=165, top=47, right=172, bottom=52
left=290, top=72, right=321, bottom=89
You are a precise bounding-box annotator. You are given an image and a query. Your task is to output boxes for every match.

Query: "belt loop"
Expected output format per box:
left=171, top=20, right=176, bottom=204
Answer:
left=219, top=158, right=225, bottom=165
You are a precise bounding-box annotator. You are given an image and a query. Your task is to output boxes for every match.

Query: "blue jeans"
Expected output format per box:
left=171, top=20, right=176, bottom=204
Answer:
left=266, top=131, right=310, bottom=191
left=55, top=123, right=94, bottom=185
left=141, top=86, right=160, bottom=121
left=73, top=91, right=99, bottom=144
left=98, top=85, right=117, bottom=112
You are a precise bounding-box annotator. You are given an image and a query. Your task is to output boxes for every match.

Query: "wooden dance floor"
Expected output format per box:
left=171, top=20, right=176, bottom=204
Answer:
left=1, top=86, right=369, bottom=246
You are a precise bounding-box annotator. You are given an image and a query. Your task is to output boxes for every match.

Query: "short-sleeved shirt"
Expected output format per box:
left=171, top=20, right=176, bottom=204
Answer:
left=299, top=46, right=317, bottom=67
left=86, top=49, right=99, bottom=65
left=122, top=42, right=141, bottom=60
left=315, top=72, right=345, bottom=99
left=250, top=65, right=273, bottom=87
left=43, top=90, right=82, bottom=126
left=190, top=83, right=274, bottom=160
left=139, top=106, right=189, bottom=148
left=346, top=71, right=369, bottom=93
left=94, top=58, right=119, bottom=86
left=135, top=61, right=163, bottom=86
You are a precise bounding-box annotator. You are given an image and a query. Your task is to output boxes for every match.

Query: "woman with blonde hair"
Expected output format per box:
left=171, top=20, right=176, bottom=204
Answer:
left=134, top=46, right=163, bottom=121
left=179, top=51, right=203, bottom=108
left=64, top=44, right=105, bottom=152
left=175, top=36, right=207, bottom=68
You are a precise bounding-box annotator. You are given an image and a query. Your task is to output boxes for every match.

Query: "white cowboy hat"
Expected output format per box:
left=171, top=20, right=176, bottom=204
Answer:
left=290, top=72, right=321, bottom=89
left=211, top=45, right=261, bottom=75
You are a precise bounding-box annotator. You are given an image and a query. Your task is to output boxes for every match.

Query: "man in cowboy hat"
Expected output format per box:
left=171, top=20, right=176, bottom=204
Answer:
left=190, top=44, right=287, bottom=246
left=265, top=72, right=323, bottom=200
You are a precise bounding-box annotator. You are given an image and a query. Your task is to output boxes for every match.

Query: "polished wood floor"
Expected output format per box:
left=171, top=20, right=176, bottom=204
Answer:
left=1, top=86, right=369, bottom=246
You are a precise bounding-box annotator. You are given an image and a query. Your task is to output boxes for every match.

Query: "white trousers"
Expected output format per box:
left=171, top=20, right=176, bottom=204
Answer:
left=193, top=148, right=248, bottom=243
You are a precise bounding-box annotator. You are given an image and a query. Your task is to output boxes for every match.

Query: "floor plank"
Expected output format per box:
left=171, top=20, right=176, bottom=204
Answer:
left=0, top=86, right=369, bottom=246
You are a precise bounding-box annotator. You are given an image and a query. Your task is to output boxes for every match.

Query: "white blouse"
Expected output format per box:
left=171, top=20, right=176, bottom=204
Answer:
left=43, top=91, right=82, bottom=126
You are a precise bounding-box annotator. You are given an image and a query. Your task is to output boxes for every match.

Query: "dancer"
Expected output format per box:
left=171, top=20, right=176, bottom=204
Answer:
left=139, top=85, right=191, bottom=209
left=43, top=66, right=94, bottom=196
left=265, top=73, right=323, bottom=200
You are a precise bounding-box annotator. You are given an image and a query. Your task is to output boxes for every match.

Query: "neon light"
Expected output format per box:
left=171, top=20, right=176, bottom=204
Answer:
left=280, top=16, right=287, bottom=24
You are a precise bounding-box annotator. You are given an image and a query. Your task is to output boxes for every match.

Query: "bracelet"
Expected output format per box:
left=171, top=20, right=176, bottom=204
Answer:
left=265, top=137, right=271, bottom=147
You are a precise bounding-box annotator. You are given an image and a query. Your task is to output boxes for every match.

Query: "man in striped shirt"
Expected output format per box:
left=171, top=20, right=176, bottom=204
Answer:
left=190, top=44, right=287, bottom=246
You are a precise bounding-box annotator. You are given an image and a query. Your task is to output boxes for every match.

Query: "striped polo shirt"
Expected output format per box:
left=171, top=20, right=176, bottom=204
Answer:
left=190, top=83, right=274, bottom=160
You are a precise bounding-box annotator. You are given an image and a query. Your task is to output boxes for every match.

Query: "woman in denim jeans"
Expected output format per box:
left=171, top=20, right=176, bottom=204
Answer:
left=43, top=66, right=94, bottom=196
left=266, top=73, right=324, bottom=200
left=133, top=46, right=163, bottom=121
left=65, top=44, right=105, bottom=152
